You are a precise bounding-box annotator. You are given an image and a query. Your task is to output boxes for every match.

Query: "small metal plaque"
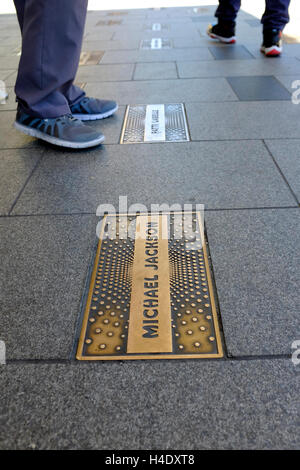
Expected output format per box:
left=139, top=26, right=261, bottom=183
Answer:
left=76, top=82, right=86, bottom=90
left=79, top=51, right=104, bottom=66
left=77, top=212, right=223, bottom=361
left=120, top=104, right=190, bottom=144
left=152, top=23, right=162, bottom=31
left=140, top=38, right=172, bottom=50
left=96, top=20, right=122, bottom=26
left=107, top=11, right=128, bottom=16
left=144, top=23, right=168, bottom=32
left=192, top=7, right=209, bottom=14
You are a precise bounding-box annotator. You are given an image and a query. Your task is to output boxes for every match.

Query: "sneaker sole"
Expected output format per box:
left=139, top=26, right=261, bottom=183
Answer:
left=207, top=31, right=236, bottom=44
left=72, top=105, right=119, bottom=121
left=260, top=45, right=282, bottom=56
left=14, top=121, right=105, bottom=149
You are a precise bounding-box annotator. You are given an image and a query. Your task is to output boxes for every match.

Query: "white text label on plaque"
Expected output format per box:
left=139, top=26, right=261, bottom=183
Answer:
left=150, top=38, right=162, bottom=49
left=152, top=23, right=161, bottom=31
left=144, top=104, right=166, bottom=142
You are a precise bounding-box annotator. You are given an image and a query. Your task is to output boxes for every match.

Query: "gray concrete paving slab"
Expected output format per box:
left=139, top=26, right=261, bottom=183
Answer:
left=186, top=101, right=300, bottom=140
left=0, top=215, right=96, bottom=360
left=85, top=23, right=139, bottom=33
left=177, top=57, right=300, bottom=78
left=209, top=45, right=255, bottom=60
left=11, top=141, right=296, bottom=216
left=133, top=62, right=178, bottom=80
left=0, top=69, right=16, bottom=82
left=3, top=69, right=17, bottom=86
left=81, top=30, right=115, bottom=41
left=227, top=76, right=291, bottom=101
left=190, top=16, right=216, bottom=23
left=76, top=63, right=135, bottom=82
left=112, top=28, right=201, bottom=41
left=264, top=139, right=300, bottom=202
left=0, top=87, right=16, bottom=111
left=146, top=12, right=177, bottom=20
left=105, top=13, right=146, bottom=21
left=84, top=77, right=237, bottom=104
left=0, top=46, right=17, bottom=56
left=0, top=29, right=22, bottom=37
left=0, top=360, right=298, bottom=449
left=173, top=37, right=213, bottom=48
left=0, top=37, right=21, bottom=47
left=147, top=16, right=193, bottom=24
left=86, top=21, right=197, bottom=36
left=275, top=74, right=300, bottom=93
left=205, top=209, right=300, bottom=356
left=0, top=111, right=38, bottom=149
left=0, top=55, right=19, bottom=70
left=84, top=24, right=125, bottom=35
left=100, top=47, right=214, bottom=64
left=82, top=39, right=139, bottom=51
left=0, top=148, right=42, bottom=215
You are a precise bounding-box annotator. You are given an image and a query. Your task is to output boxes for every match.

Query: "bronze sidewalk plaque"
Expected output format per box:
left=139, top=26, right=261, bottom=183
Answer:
left=79, top=51, right=104, bottom=66
left=77, top=212, right=223, bottom=360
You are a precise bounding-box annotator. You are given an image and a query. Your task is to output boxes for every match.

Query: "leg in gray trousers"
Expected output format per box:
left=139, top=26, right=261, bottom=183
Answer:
left=13, top=0, right=88, bottom=118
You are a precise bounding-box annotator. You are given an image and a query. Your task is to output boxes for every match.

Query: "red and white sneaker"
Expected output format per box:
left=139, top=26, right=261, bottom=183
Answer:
left=207, top=23, right=236, bottom=44
left=261, top=29, right=282, bottom=57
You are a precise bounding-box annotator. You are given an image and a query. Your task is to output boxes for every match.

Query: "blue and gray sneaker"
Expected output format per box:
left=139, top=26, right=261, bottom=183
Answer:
left=70, top=96, right=118, bottom=121
left=14, top=108, right=105, bottom=148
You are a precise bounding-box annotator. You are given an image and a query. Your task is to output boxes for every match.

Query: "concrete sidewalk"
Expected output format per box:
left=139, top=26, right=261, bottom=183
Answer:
left=0, top=4, right=299, bottom=450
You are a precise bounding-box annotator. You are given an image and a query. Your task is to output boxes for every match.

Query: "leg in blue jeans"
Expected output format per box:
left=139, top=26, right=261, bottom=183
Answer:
left=261, top=0, right=290, bottom=30
left=215, top=0, right=241, bottom=23
left=13, top=0, right=88, bottom=118
left=214, top=0, right=290, bottom=30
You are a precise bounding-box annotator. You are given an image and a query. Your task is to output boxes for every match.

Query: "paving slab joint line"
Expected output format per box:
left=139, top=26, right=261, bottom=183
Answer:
left=0, top=212, right=97, bottom=218
left=2, top=206, right=299, bottom=219
left=262, top=139, right=300, bottom=206
left=182, top=101, right=192, bottom=142
left=0, top=147, right=37, bottom=153
left=272, top=74, right=293, bottom=95
left=228, top=354, right=292, bottom=361
left=225, top=77, right=241, bottom=101
left=204, top=206, right=300, bottom=211
left=131, top=62, right=138, bottom=80
left=5, top=359, right=73, bottom=365
left=101, top=137, right=300, bottom=147
left=4, top=355, right=292, bottom=365
left=8, top=151, right=45, bottom=216
left=174, top=60, right=180, bottom=79
left=4, top=69, right=17, bottom=81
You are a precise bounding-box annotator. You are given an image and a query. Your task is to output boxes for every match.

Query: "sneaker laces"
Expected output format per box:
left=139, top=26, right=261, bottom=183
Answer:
left=56, top=114, right=84, bottom=125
